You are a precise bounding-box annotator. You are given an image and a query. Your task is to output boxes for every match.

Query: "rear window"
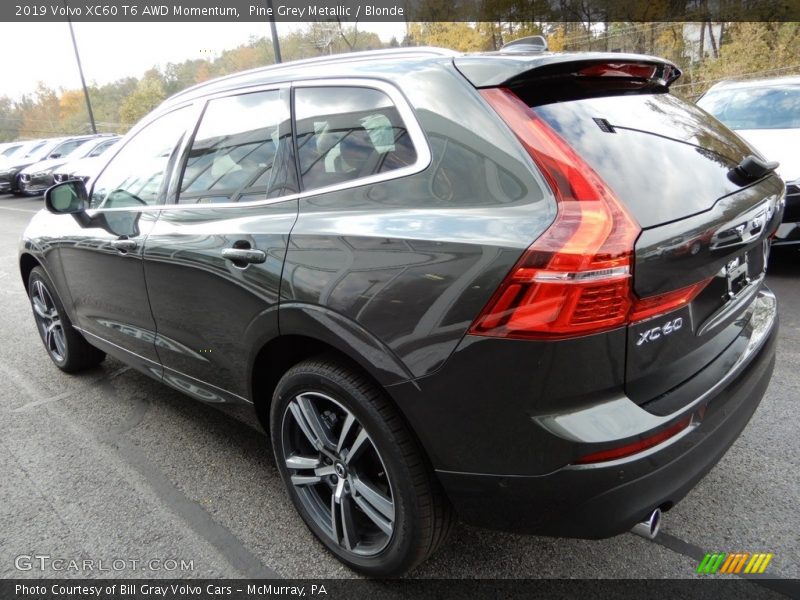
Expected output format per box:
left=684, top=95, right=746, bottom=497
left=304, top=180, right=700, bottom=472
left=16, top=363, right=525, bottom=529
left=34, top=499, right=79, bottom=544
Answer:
left=698, top=85, right=800, bottom=130
left=529, top=93, right=753, bottom=228
left=294, top=86, right=417, bottom=192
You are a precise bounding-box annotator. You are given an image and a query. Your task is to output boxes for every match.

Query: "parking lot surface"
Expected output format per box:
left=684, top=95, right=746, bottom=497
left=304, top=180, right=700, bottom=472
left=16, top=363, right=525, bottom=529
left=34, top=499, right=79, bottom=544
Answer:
left=0, top=193, right=798, bottom=584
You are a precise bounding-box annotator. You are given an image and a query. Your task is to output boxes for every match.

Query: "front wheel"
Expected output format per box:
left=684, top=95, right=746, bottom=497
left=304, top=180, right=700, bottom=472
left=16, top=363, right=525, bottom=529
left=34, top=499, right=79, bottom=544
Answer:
left=28, top=266, right=105, bottom=372
left=270, top=356, right=453, bottom=576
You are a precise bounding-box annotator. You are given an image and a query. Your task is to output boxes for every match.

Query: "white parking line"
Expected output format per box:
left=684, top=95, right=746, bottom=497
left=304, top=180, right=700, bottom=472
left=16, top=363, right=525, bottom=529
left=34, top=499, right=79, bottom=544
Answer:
left=0, top=205, right=39, bottom=213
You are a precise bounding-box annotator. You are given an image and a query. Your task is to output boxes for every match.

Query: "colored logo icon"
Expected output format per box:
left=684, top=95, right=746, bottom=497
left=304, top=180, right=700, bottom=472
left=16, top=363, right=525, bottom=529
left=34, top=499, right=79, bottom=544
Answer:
left=697, top=552, right=774, bottom=574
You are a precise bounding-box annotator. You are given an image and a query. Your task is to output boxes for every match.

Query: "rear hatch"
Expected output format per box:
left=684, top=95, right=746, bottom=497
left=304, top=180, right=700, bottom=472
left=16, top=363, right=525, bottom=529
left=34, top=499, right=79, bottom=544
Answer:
left=458, top=53, right=784, bottom=409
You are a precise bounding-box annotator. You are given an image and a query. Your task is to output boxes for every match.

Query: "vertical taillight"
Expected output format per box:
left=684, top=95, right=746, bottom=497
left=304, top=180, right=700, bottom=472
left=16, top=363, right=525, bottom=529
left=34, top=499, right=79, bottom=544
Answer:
left=470, top=88, right=705, bottom=340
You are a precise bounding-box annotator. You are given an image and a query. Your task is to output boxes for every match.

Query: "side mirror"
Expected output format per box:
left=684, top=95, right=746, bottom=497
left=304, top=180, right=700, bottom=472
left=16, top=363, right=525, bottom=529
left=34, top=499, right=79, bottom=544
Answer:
left=45, top=180, right=89, bottom=214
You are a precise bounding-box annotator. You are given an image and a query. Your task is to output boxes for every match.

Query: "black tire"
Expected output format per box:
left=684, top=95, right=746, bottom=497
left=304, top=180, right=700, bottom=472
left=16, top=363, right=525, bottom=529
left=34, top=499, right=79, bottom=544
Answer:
left=270, top=355, right=454, bottom=576
left=28, top=266, right=105, bottom=373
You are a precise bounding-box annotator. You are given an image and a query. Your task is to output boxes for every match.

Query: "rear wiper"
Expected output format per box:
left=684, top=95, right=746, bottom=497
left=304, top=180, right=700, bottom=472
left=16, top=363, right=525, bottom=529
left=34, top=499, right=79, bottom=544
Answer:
left=730, top=155, right=779, bottom=184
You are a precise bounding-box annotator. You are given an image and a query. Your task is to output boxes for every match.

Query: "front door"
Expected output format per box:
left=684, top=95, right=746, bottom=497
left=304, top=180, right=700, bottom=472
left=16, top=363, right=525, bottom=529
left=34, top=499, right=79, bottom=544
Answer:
left=142, top=88, right=299, bottom=402
left=57, top=105, right=196, bottom=375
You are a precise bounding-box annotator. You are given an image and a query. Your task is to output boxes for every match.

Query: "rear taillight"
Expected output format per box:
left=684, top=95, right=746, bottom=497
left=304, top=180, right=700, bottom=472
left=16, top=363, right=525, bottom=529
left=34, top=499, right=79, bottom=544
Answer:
left=469, top=88, right=708, bottom=340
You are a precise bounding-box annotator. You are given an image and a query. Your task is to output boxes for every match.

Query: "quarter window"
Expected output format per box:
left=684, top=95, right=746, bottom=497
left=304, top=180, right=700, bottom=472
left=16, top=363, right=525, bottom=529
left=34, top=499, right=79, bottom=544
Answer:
left=294, top=86, right=417, bottom=192
left=178, top=90, right=296, bottom=204
left=91, top=107, right=191, bottom=209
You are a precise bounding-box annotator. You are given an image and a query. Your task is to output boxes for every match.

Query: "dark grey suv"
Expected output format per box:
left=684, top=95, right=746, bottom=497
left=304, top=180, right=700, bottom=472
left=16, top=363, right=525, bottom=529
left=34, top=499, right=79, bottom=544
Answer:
left=20, top=47, right=784, bottom=576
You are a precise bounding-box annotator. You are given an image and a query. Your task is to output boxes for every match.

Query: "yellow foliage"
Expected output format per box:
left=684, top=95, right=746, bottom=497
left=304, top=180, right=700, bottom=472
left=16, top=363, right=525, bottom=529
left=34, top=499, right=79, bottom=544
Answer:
left=408, top=22, right=492, bottom=52
left=547, top=26, right=567, bottom=52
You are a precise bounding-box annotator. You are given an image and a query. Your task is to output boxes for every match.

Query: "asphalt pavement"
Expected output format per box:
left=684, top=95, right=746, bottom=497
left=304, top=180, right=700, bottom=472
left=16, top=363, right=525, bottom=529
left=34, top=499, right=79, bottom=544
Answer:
left=0, top=193, right=797, bottom=586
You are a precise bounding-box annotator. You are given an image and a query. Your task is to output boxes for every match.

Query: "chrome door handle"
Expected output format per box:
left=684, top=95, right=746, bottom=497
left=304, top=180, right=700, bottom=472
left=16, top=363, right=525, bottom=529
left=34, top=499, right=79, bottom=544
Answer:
left=111, top=239, right=137, bottom=252
left=221, top=248, right=267, bottom=264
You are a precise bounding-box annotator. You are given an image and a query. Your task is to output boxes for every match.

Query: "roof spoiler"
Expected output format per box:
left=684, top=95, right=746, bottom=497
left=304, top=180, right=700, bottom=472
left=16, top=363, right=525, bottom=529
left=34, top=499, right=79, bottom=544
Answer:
left=454, top=53, right=682, bottom=89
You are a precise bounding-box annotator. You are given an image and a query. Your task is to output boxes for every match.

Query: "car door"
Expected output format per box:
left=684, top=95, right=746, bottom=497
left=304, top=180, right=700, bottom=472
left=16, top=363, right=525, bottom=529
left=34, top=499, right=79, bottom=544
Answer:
left=56, top=105, right=197, bottom=375
left=142, top=87, right=299, bottom=403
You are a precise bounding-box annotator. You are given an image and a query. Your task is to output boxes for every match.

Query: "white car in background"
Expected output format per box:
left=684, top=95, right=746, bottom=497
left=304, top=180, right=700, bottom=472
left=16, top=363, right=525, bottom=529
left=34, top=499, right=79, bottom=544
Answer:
left=52, top=138, right=120, bottom=186
left=697, top=76, right=800, bottom=247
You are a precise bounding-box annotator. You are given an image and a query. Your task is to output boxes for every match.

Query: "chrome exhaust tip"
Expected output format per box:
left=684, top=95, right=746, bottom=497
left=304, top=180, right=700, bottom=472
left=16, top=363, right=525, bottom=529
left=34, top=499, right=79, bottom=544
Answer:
left=631, top=508, right=662, bottom=540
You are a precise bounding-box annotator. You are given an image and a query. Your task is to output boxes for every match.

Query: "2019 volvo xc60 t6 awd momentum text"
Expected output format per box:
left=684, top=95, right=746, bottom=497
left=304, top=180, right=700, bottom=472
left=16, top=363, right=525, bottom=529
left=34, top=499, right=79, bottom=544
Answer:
left=20, top=46, right=784, bottom=576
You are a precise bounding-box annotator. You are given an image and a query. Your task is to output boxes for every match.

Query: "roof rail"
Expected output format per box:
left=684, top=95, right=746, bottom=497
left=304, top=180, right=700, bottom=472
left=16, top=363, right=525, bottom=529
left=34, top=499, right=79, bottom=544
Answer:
left=169, top=47, right=457, bottom=102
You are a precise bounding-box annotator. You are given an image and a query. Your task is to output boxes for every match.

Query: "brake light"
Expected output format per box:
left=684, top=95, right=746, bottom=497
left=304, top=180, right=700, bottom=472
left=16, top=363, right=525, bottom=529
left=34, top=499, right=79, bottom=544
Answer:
left=578, top=62, right=659, bottom=79
left=629, top=278, right=713, bottom=322
left=470, top=88, right=709, bottom=339
left=575, top=416, right=692, bottom=464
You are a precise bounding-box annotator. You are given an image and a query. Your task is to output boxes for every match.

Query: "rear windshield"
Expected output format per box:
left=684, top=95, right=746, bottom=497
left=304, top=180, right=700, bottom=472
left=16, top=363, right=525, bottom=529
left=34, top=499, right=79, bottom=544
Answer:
left=529, top=93, right=753, bottom=228
left=698, top=85, right=800, bottom=130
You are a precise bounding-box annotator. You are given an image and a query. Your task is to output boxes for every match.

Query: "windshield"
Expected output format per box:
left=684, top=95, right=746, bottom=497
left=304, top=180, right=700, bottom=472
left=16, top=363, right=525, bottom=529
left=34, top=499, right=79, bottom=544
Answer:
left=49, top=138, right=87, bottom=158
left=1, top=144, right=22, bottom=157
left=26, top=141, right=58, bottom=160
left=65, top=138, right=103, bottom=160
left=89, top=138, right=118, bottom=157
left=698, top=84, right=800, bottom=130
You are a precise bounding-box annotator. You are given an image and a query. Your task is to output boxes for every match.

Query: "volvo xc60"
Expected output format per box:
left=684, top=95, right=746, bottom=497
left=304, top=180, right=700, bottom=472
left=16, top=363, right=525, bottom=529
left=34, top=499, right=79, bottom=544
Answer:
left=20, top=47, right=784, bottom=576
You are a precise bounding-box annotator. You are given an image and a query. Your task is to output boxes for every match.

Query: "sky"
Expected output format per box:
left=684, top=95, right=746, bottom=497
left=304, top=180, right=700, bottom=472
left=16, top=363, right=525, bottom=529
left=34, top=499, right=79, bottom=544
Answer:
left=0, top=21, right=408, bottom=99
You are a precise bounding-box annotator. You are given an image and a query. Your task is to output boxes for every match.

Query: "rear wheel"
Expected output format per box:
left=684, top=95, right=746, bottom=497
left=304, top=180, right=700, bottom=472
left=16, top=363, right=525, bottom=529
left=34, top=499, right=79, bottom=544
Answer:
left=28, top=266, right=105, bottom=372
left=270, top=356, right=453, bottom=576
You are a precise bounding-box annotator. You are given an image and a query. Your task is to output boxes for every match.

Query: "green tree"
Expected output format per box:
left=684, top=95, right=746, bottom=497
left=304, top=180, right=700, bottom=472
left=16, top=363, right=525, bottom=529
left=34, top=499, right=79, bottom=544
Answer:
left=119, top=70, right=167, bottom=128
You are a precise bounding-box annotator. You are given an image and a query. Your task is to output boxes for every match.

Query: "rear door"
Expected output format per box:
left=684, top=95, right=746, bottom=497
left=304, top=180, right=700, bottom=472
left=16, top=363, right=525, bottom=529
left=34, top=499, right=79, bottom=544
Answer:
left=460, top=56, right=785, bottom=409
left=142, top=87, right=299, bottom=403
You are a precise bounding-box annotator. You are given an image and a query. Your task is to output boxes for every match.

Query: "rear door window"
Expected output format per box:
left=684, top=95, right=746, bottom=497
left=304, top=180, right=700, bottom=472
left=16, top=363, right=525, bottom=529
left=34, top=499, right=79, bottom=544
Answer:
left=178, top=89, right=297, bottom=204
left=294, top=86, right=417, bottom=192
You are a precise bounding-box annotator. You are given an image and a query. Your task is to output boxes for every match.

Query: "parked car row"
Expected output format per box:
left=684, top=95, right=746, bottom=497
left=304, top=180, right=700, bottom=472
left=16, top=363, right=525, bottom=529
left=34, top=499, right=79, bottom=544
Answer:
left=0, top=133, right=119, bottom=196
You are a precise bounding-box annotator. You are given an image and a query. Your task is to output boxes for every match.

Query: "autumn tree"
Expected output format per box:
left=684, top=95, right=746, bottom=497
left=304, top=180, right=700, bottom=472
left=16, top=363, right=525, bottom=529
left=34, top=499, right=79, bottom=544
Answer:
left=408, top=22, right=492, bottom=52
left=119, top=70, right=167, bottom=128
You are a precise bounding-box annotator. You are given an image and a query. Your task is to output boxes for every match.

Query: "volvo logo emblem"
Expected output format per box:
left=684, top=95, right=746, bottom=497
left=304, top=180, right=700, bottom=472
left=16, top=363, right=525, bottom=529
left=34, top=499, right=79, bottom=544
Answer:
left=334, top=462, right=347, bottom=478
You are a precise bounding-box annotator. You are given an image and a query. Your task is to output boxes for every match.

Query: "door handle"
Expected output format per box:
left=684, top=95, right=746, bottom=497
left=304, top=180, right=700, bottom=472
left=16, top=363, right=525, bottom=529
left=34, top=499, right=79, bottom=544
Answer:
left=221, top=247, right=267, bottom=265
left=111, top=239, right=138, bottom=252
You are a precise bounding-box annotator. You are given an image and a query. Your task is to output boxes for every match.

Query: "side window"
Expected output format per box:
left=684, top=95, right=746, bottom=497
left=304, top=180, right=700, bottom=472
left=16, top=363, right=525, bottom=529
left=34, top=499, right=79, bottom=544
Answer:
left=91, top=107, right=191, bottom=209
left=294, top=86, right=417, bottom=192
left=178, top=90, right=296, bottom=204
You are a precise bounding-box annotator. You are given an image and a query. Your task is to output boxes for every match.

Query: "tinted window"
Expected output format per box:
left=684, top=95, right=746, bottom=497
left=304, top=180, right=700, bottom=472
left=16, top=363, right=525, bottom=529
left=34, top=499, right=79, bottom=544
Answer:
left=91, top=107, right=191, bottom=209
left=698, top=85, right=800, bottom=130
left=178, top=90, right=296, bottom=204
left=294, top=86, right=417, bottom=192
left=533, top=94, right=753, bottom=227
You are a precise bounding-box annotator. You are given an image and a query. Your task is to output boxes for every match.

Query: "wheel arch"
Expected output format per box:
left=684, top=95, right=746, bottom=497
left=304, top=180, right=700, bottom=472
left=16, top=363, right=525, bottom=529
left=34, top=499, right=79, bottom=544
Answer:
left=249, top=303, right=416, bottom=432
left=19, top=252, right=42, bottom=293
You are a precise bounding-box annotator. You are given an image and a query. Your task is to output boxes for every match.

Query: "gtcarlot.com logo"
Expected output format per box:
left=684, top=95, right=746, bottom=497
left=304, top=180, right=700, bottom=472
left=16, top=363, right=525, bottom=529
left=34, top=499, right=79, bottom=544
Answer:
left=697, top=552, right=774, bottom=574
left=14, top=554, right=194, bottom=572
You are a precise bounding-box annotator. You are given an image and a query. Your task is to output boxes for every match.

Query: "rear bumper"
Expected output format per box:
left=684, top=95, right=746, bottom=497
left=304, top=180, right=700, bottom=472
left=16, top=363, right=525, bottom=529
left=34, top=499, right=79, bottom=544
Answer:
left=438, top=322, right=775, bottom=537
left=391, top=287, right=777, bottom=538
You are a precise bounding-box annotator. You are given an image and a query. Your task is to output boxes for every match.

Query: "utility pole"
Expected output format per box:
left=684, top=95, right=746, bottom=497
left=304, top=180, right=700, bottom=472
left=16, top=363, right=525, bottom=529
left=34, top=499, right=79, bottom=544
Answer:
left=267, top=0, right=282, bottom=63
left=64, top=2, right=97, bottom=134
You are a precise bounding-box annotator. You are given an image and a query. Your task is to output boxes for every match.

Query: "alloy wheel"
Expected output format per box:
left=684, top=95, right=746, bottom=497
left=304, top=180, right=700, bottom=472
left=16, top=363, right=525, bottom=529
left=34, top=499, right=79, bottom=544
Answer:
left=31, top=279, right=67, bottom=363
left=281, top=391, right=395, bottom=556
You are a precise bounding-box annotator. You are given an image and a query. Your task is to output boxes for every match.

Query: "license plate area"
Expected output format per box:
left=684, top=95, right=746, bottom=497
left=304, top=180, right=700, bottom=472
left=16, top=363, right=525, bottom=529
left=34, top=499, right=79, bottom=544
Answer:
left=725, top=240, right=766, bottom=301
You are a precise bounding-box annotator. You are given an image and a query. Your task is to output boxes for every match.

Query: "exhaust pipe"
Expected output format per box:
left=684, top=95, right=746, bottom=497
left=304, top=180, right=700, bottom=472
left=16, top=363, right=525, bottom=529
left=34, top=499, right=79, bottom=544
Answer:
left=631, top=508, right=662, bottom=540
